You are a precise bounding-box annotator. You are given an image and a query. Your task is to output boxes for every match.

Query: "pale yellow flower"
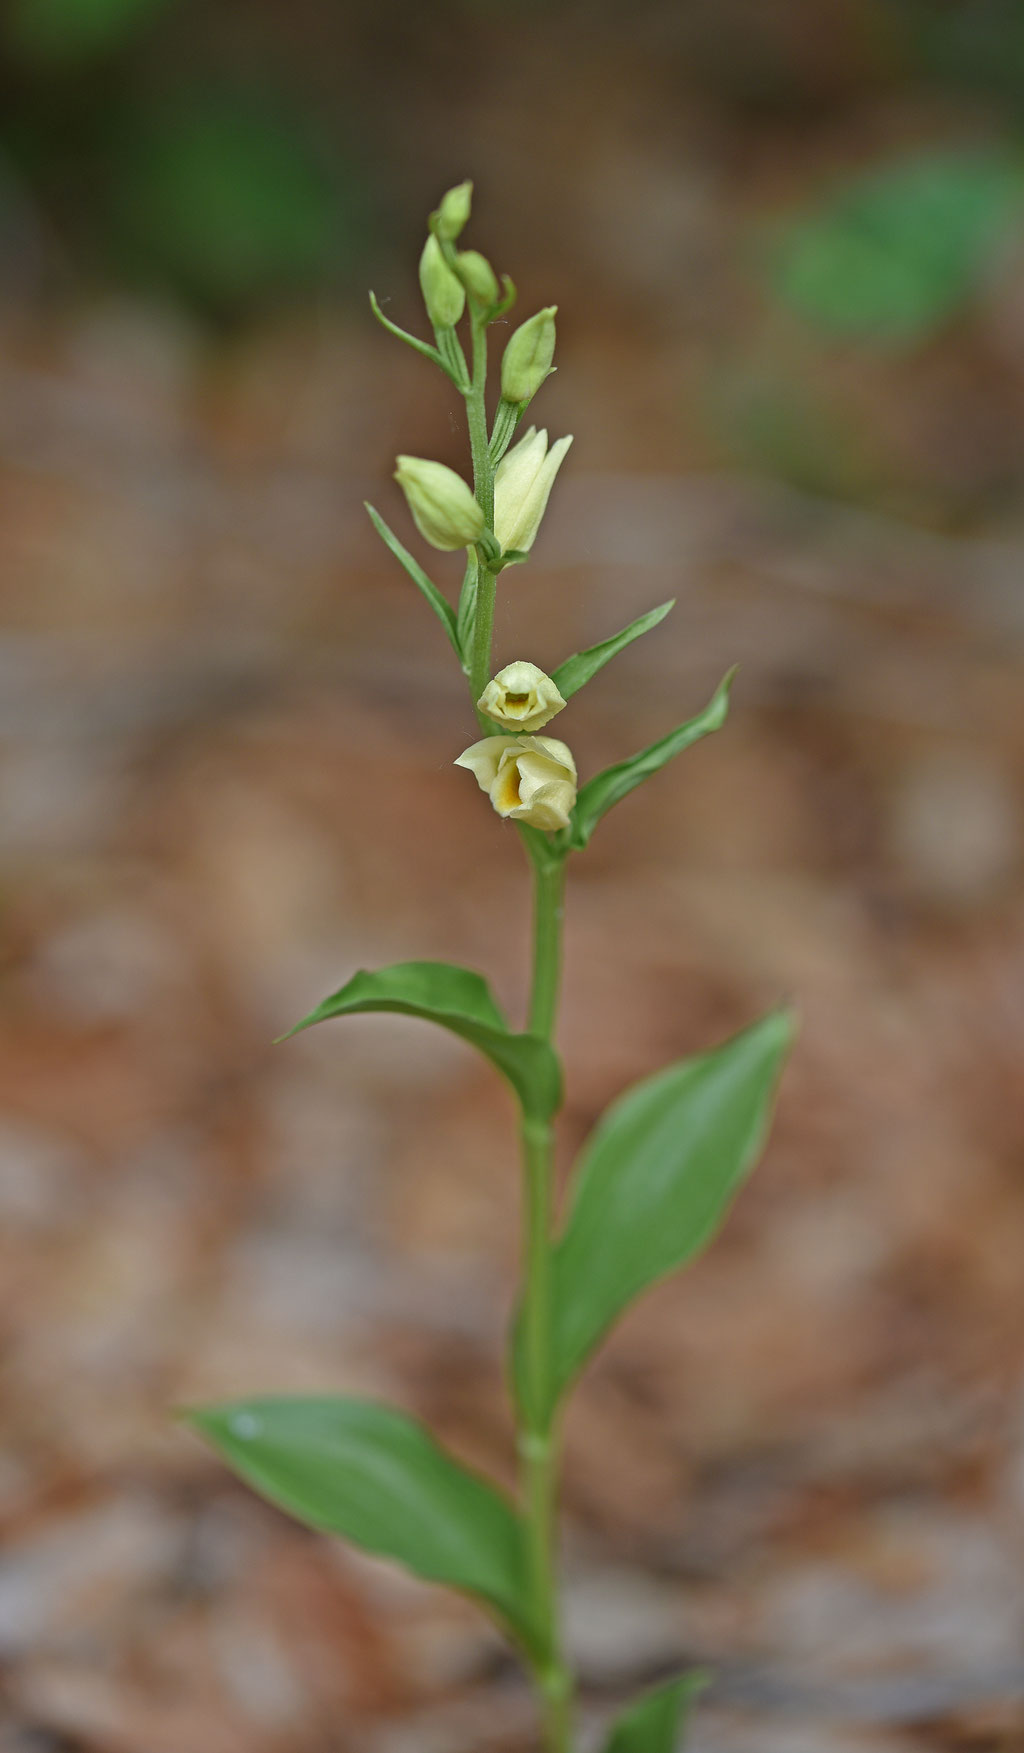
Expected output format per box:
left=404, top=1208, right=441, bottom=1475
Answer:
left=477, top=661, right=566, bottom=733
left=455, top=734, right=577, bottom=833
left=493, top=427, right=572, bottom=556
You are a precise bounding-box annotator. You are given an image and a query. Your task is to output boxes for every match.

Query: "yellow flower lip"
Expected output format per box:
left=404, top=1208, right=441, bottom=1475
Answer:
left=455, top=733, right=577, bottom=834
left=477, top=660, right=566, bottom=733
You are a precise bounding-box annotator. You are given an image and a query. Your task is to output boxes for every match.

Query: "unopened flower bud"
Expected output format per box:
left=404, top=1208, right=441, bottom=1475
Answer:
left=419, top=235, right=465, bottom=328
left=435, top=180, right=472, bottom=242
left=477, top=661, right=566, bottom=732
left=493, top=427, right=572, bottom=555
left=456, top=249, right=499, bottom=307
left=500, top=306, right=557, bottom=403
left=394, top=456, right=484, bottom=551
left=455, top=734, right=577, bottom=833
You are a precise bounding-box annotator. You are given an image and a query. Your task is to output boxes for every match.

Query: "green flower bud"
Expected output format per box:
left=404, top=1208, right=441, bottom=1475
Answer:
left=394, top=456, right=484, bottom=551
left=434, top=180, right=472, bottom=242
left=456, top=249, right=500, bottom=307
left=419, top=235, right=465, bottom=329
left=500, top=306, right=557, bottom=404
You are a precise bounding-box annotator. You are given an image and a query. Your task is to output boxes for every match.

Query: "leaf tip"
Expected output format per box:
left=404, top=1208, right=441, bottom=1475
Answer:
left=174, top=1401, right=212, bottom=1430
left=755, top=1002, right=800, bottom=1063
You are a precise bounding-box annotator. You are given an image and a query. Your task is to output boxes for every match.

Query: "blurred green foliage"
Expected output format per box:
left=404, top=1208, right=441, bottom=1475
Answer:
left=108, top=92, right=360, bottom=308
left=5, top=0, right=172, bottom=67
left=4, top=0, right=1024, bottom=346
left=902, top=0, right=1024, bottom=113
left=771, top=147, right=1024, bottom=349
left=705, top=359, right=880, bottom=502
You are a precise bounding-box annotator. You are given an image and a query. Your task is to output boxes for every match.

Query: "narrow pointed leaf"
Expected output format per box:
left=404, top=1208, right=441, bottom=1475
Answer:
left=567, top=669, right=734, bottom=850
left=281, top=960, right=562, bottom=1120
left=552, top=600, right=674, bottom=701
left=365, top=503, right=461, bottom=659
left=188, top=1396, right=541, bottom=1652
left=542, top=1010, right=794, bottom=1410
left=368, top=291, right=459, bottom=379
left=603, top=1673, right=708, bottom=1753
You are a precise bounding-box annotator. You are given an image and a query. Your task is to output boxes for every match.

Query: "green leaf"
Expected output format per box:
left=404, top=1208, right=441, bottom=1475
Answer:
left=188, top=1396, right=540, bottom=1653
left=567, top=669, right=734, bottom=851
left=545, top=1010, right=794, bottom=1411
left=602, top=1673, right=708, bottom=1753
left=282, top=960, right=562, bottom=1120
left=772, top=146, right=1024, bottom=349
left=365, top=503, right=460, bottom=659
left=552, top=601, right=674, bottom=701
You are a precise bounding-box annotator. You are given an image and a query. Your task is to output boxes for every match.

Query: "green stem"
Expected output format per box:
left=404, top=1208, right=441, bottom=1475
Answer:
left=467, top=312, right=494, bottom=525
left=453, top=291, right=573, bottom=1745
left=519, top=850, right=573, bottom=1753
left=527, top=851, right=565, bottom=1039
left=470, top=558, right=497, bottom=717
left=465, top=309, right=499, bottom=718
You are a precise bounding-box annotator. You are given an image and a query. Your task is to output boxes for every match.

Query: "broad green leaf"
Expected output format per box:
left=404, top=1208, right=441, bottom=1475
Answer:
left=567, top=670, right=734, bottom=851
left=552, top=601, right=674, bottom=701
left=603, top=1673, right=708, bottom=1753
left=188, top=1396, right=541, bottom=1653
left=772, top=147, right=1024, bottom=348
left=365, top=503, right=460, bottom=659
left=282, top=960, right=562, bottom=1120
left=545, top=1010, right=794, bottom=1411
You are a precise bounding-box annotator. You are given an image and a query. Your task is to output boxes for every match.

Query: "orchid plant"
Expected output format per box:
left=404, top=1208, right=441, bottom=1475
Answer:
left=188, top=183, right=793, bottom=1753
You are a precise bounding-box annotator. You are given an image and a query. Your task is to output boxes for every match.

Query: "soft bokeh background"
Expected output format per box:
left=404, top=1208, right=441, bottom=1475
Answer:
left=3, top=2, right=1024, bottom=1749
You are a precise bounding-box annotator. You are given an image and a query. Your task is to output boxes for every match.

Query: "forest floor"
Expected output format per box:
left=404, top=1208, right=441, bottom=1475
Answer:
left=1, top=294, right=1023, bottom=1752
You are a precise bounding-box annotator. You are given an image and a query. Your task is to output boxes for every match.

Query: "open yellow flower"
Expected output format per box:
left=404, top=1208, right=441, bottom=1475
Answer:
left=493, top=427, right=572, bottom=556
left=455, top=734, right=577, bottom=832
left=477, top=661, right=566, bottom=733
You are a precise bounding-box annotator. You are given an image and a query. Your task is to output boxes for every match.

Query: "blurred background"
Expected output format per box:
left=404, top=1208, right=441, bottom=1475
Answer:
left=2, top=0, right=1024, bottom=1748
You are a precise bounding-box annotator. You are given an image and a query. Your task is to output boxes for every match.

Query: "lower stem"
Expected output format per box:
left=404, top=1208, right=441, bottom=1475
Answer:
left=519, top=853, right=573, bottom=1752
left=469, top=557, right=497, bottom=712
